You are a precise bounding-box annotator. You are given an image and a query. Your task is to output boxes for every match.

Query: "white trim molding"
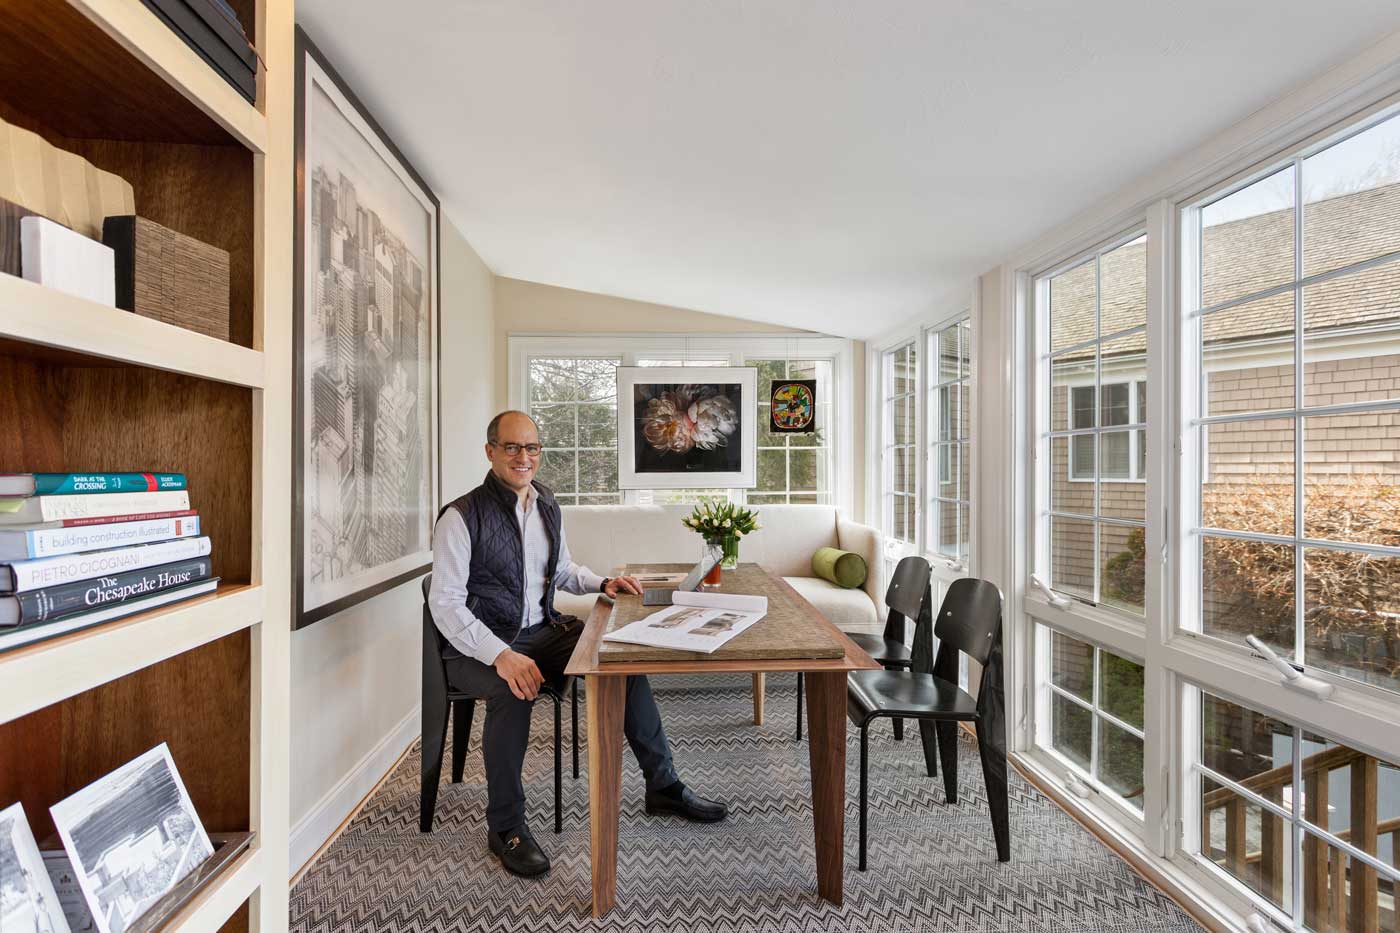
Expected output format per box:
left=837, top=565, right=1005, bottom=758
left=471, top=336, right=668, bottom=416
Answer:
left=290, top=705, right=420, bottom=879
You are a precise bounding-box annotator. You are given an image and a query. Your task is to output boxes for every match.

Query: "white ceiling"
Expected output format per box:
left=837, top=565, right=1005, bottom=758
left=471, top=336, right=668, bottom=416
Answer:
left=296, top=1, right=1400, bottom=339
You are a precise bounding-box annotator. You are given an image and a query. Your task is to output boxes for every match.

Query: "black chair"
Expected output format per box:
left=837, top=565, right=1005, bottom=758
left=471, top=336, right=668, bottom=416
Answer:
left=419, top=574, right=580, bottom=836
left=795, top=555, right=930, bottom=740
left=846, top=576, right=1009, bottom=869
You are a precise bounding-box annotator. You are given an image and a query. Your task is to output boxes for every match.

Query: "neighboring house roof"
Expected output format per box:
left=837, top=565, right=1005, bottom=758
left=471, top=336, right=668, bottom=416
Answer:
left=1047, top=182, right=1400, bottom=363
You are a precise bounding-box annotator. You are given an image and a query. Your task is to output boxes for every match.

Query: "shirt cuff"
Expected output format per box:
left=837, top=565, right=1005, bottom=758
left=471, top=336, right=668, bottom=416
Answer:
left=471, top=633, right=511, bottom=667
left=583, top=570, right=608, bottom=594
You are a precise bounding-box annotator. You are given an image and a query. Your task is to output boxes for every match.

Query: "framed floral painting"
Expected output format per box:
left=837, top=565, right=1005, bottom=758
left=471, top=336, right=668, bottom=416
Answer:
left=616, top=367, right=757, bottom=489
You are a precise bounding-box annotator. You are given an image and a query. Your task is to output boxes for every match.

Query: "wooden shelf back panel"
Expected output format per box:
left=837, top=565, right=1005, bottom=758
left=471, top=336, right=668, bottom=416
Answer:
left=61, top=366, right=253, bottom=583
left=0, top=357, right=253, bottom=583
left=0, top=100, right=256, bottom=349
left=0, top=629, right=252, bottom=844
left=0, top=0, right=236, bottom=145
left=65, top=139, right=254, bottom=347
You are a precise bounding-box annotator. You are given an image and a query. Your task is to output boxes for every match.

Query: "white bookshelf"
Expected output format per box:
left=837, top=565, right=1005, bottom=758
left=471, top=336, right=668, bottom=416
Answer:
left=0, top=274, right=265, bottom=388
left=0, top=2, right=293, bottom=932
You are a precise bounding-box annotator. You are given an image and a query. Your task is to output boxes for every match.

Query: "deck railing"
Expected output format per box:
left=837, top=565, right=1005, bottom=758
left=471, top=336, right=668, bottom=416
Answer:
left=1202, top=745, right=1398, bottom=932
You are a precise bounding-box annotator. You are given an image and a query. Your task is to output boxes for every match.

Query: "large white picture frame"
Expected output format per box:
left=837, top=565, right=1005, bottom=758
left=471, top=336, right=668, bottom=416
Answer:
left=617, top=366, right=757, bottom=489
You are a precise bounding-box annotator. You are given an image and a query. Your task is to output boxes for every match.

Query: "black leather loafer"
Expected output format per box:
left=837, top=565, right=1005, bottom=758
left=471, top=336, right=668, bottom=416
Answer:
left=487, top=824, right=551, bottom=877
left=644, top=784, right=729, bottom=823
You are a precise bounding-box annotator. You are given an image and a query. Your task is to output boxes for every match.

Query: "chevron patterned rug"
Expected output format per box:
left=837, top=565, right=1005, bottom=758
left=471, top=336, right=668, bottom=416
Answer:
left=290, top=675, right=1201, bottom=932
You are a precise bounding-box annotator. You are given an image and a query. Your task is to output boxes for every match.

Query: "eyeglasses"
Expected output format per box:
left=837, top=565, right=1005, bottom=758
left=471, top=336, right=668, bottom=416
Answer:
left=493, top=442, right=543, bottom=457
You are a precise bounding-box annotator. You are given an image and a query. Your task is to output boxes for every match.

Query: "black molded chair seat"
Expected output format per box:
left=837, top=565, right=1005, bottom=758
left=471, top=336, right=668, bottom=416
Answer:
left=846, top=634, right=912, bottom=668
left=847, top=670, right=977, bottom=722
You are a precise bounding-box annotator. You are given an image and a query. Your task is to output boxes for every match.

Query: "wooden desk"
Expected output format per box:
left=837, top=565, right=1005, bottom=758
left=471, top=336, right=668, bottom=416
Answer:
left=565, top=562, right=879, bottom=918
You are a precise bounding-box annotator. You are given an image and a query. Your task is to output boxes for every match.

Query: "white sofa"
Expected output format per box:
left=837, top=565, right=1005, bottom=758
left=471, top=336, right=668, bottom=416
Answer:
left=554, top=504, right=882, bottom=634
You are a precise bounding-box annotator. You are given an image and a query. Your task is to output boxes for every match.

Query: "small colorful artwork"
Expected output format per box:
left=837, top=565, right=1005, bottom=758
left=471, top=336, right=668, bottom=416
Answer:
left=770, top=380, right=816, bottom=434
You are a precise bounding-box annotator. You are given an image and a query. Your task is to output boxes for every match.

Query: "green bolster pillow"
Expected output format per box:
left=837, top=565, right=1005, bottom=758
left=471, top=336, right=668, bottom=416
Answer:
left=811, top=547, right=868, bottom=589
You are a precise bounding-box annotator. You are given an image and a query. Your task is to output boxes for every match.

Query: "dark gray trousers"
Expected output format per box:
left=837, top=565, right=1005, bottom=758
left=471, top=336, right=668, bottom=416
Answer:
left=444, top=618, right=679, bottom=832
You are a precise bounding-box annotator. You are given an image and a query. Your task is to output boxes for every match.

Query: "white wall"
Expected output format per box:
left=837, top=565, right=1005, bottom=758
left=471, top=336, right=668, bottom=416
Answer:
left=289, top=217, right=495, bottom=873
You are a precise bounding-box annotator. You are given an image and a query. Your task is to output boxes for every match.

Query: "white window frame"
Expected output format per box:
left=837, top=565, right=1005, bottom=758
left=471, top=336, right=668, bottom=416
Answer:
left=1033, top=227, right=1151, bottom=620
left=507, top=333, right=855, bottom=511
left=995, top=64, right=1400, bottom=931
left=1036, top=624, right=1148, bottom=819
left=927, top=317, right=974, bottom=568
left=879, top=339, right=920, bottom=570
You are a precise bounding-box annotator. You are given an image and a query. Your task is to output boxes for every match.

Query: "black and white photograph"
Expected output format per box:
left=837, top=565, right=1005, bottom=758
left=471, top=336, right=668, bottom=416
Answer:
left=616, top=367, right=757, bottom=489
left=1, top=802, right=70, bottom=933
left=293, top=27, right=441, bottom=628
left=49, top=744, right=213, bottom=933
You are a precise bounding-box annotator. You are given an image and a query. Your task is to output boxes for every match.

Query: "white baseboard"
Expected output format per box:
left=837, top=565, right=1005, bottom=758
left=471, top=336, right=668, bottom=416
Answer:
left=290, top=705, right=420, bottom=879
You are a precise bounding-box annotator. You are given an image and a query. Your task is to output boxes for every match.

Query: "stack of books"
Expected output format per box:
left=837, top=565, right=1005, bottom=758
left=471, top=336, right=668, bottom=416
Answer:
left=0, top=472, right=218, bottom=652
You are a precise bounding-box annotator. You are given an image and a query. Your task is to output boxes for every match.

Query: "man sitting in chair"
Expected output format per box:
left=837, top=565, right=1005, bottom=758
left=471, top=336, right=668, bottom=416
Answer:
left=428, top=410, right=728, bottom=877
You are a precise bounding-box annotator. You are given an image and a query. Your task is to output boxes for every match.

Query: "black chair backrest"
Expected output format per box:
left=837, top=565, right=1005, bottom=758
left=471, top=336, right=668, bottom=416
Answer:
left=933, top=578, right=1001, bottom=667
left=883, top=555, right=931, bottom=644
left=422, top=573, right=449, bottom=700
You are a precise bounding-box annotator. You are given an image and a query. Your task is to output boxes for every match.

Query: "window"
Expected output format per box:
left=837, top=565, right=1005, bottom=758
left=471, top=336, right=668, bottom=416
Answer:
left=1193, top=691, right=1400, bottom=929
left=1039, top=628, right=1146, bottom=812
left=1189, top=109, right=1400, bottom=694
left=881, top=341, right=919, bottom=567
left=749, top=358, right=834, bottom=505
left=928, top=319, right=971, bottom=561
left=1070, top=381, right=1146, bottom=481
left=1040, top=233, right=1148, bottom=615
left=511, top=335, right=852, bottom=509
left=528, top=357, right=622, bottom=505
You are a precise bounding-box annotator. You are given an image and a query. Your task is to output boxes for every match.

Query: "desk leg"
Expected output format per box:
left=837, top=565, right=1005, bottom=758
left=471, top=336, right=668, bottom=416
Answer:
left=805, top=670, right=846, bottom=906
left=587, top=674, right=625, bottom=918
left=751, top=672, right=765, bottom=725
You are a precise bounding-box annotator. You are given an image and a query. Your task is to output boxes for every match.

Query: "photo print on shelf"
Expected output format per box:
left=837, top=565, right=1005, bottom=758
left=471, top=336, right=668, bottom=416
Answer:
left=1, top=801, right=72, bottom=933
left=49, top=744, right=213, bottom=933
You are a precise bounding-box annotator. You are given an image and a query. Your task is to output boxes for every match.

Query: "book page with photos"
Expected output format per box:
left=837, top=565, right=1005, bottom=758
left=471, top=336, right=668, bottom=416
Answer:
left=603, top=602, right=766, bottom=654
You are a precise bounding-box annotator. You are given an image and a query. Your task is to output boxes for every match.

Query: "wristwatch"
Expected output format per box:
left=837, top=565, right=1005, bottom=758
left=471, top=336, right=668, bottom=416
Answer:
left=599, top=577, right=612, bottom=594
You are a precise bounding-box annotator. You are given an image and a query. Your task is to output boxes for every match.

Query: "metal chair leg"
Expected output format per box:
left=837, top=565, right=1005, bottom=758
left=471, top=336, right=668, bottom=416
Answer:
left=795, top=671, right=804, bottom=741
left=977, top=726, right=1011, bottom=862
left=553, top=695, right=563, bottom=835
left=420, top=688, right=450, bottom=833
left=937, top=721, right=960, bottom=804
left=571, top=679, right=580, bottom=779
left=918, top=718, right=939, bottom=778
left=451, top=699, right=474, bottom=784
left=859, top=721, right=869, bottom=871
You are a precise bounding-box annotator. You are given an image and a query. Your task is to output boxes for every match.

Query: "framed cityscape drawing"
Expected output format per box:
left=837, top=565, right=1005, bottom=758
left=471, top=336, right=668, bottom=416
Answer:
left=293, top=27, right=440, bottom=628
left=616, top=367, right=757, bottom=489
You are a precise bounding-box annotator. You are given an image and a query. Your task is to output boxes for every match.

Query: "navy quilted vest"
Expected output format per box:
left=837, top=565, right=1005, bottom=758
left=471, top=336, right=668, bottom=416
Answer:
left=439, top=470, right=563, bottom=657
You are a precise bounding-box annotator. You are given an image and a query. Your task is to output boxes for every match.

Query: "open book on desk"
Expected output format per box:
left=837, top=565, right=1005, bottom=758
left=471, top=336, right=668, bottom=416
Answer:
left=603, top=590, right=767, bottom=654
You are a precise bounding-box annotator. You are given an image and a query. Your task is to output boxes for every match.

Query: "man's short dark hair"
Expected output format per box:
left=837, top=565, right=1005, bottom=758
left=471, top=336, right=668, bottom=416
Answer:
left=487, top=410, right=538, bottom=445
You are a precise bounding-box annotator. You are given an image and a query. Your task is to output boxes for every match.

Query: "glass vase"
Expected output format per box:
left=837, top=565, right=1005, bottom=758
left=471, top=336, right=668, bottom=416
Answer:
left=719, top=533, right=740, bottom=570
left=701, top=537, right=724, bottom=586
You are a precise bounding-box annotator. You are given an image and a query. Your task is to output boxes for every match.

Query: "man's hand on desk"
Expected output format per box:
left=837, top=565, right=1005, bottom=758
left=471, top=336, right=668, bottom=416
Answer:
left=494, top=648, right=544, bottom=701
left=603, top=575, right=642, bottom=598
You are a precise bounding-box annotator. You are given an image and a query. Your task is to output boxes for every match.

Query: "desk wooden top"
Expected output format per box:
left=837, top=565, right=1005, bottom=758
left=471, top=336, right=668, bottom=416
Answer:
left=565, top=562, right=880, bottom=677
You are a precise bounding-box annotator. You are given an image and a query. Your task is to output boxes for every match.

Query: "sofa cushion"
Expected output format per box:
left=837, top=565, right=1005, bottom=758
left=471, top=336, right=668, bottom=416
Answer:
left=811, top=546, right=868, bottom=589
left=783, top=575, right=880, bottom=634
